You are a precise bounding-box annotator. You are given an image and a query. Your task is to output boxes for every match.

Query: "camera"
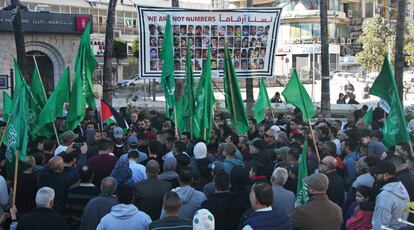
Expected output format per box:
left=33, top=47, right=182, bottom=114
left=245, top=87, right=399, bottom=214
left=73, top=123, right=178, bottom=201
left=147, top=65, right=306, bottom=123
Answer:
left=72, top=143, right=83, bottom=149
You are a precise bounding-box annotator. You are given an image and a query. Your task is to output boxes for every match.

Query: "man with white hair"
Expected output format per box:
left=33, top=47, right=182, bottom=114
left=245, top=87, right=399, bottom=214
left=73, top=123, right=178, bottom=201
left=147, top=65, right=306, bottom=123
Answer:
left=319, top=156, right=345, bottom=207
left=10, top=187, right=69, bottom=230
left=271, top=167, right=295, bottom=214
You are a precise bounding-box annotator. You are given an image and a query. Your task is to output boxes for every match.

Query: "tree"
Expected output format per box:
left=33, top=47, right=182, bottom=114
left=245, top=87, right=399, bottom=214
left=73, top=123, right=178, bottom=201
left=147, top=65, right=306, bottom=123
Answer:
left=405, top=24, right=414, bottom=67
left=356, top=16, right=395, bottom=71
left=395, top=0, right=407, bottom=105
left=131, top=39, right=139, bottom=59
left=102, top=0, right=119, bottom=105
left=113, top=39, right=127, bottom=65
left=11, top=0, right=30, bottom=82
left=320, top=0, right=330, bottom=116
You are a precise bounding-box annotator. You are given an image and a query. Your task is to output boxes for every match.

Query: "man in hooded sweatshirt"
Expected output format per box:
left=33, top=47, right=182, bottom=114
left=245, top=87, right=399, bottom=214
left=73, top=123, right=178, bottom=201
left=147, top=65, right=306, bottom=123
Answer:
left=160, top=166, right=207, bottom=220
left=223, top=143, right=244, bottom=177
left=188, top=142, right=212, bottom=190
left=97, top=185, right=151, bottom=230
left=371, top=160, right=410, bottom=230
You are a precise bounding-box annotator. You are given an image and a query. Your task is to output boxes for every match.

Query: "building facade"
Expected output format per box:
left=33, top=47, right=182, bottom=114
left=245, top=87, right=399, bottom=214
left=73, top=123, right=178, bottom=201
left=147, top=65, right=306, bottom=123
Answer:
left=0, top=0, right=213, bottom=91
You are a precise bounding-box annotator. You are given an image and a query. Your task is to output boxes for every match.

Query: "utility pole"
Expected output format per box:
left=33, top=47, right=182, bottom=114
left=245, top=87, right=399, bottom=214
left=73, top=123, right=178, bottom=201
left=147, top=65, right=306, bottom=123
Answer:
left=320, top=0, right=331, bottom=117
left=245, top=0, right=254, bottom=116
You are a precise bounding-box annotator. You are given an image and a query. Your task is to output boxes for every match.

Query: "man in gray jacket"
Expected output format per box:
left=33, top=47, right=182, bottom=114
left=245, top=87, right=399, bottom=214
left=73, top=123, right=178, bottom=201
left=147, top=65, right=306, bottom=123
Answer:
left=371, top=160, right=410, bottom=230
left=160, top=167, right=206, bottom=220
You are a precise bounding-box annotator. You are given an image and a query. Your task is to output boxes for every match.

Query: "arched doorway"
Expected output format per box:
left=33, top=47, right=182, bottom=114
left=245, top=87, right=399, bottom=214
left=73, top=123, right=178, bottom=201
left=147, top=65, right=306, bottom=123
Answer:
left=26, top=51, right=54, bottom=95
left=26, top=41, right=65, bottom=93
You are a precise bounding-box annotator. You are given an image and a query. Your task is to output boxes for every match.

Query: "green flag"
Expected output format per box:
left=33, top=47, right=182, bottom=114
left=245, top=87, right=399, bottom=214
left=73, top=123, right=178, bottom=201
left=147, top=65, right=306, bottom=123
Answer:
left=3, top=91, right=12, bottom=122
left=31, top=66, right=47, bottom=107
left=181, top=41, right=196, bottom=132
left=67, top=22, right=96, bottom=130
left=160, top=15, right=175, bottom=118
left=369, top=55, right=410, bottom=147
left=362, top=107, right=373, bottom=129
left=253, top=78, right=272, bottom=124
left=39, top=67, right=70, bottom=128
left=5, top=79, right=29, bottom=173
left=282, top=69, right=316, bottom=121
left=223, top=44, right=249, bottom=134
left=13, top=59, right=24, bottom=99
left=30, top=65, right=54, bottom=139
left=174, top=97, right=184, bottom=133
left=193, top=46, right=215, bottom=140
left=295, top=140, right=309, bottom=207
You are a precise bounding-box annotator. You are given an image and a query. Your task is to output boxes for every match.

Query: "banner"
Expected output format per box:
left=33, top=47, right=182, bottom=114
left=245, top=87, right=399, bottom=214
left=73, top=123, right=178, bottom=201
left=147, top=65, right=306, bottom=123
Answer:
left=137, top=6, right=281, bottom=78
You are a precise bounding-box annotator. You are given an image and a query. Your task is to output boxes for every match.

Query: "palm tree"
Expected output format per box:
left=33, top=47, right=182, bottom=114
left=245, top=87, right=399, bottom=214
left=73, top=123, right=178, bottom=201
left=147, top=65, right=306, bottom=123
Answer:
left=395, top=0, right=406, bottom=105
left=102, top=0, right=118, bottom=105
left=320, top=0, right=330, bottom=116
left=11, top=0, right=29, bottom=82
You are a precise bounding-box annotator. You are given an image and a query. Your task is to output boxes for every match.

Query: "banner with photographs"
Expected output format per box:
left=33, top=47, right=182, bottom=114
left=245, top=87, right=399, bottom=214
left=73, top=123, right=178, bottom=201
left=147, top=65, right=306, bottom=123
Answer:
left=137, top=6, right=281, bottom=78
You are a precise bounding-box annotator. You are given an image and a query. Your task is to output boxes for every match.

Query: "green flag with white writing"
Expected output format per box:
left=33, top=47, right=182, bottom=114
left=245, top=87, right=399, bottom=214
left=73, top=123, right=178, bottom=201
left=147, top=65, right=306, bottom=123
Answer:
left=223, top=44, right=249, bottom=134
left=160, top=15, right=175, bottom=118
left=5, top=76, right=29, bottom=173
left=295, top=140, right=309, bottom=207
left=282, top=69, right=316, bottom=121
left=369, top=55, right=410, bottom=147
left=253, top=78, right=272, bottom=124
left=67, top=21, right=96, bottom=130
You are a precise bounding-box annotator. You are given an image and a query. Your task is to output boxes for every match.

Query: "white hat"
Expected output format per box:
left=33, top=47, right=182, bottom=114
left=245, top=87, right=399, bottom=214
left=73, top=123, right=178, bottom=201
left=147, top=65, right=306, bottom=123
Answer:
left=193, top=209, right=215, bottom=230
left=270, top=125, right=281, bottom=134
left=193, top=142, right=207, bottom=159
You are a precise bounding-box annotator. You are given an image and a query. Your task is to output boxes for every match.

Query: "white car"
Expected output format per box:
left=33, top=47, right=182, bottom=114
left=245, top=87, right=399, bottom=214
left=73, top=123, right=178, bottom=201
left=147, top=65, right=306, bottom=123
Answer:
left=117, top=75, right=141, bottom=87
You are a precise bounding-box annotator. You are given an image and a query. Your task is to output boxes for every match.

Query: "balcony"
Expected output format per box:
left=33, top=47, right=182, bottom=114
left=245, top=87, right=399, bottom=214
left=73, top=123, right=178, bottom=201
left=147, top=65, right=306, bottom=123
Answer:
left=281, top=10, right=349, bottom=24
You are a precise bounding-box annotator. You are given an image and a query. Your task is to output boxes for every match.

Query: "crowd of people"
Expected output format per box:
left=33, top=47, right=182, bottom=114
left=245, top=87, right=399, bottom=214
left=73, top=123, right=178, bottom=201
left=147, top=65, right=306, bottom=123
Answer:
left=0, top=105, right=413, bottom=230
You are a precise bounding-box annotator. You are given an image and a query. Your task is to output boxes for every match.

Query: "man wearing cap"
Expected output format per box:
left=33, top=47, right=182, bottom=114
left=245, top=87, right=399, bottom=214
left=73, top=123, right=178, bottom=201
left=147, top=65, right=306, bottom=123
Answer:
left=54, top=130, right=79, bottom=156
left=188, top=142, right=212, bottom=190
left=113, top=127, right=125, bottom=158
left=246, top=139, right=273, bottom=180
left=203, top=161, right=225, bottom=196
left=371, top=160, right=410, bottom=230
left=264, top=127, right=279, bottom=150
left=290, top=173, right=343, bottom=230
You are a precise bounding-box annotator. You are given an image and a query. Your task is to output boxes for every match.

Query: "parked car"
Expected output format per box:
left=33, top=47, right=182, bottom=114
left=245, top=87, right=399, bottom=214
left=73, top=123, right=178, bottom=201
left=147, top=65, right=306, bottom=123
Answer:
left=117, top=75, right=141, bottom=87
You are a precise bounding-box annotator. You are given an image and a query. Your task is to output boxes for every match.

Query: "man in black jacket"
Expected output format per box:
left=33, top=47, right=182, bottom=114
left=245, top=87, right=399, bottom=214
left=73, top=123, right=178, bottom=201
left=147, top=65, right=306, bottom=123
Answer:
left=201, top=170, right=244, bottom=230
left=133, top=160, right=172, bottom=220
left=11, top=187, right=69, bottom=230
left=149, top=191, right=192, bottom=230
left=246, top=139, right=274, bottom=180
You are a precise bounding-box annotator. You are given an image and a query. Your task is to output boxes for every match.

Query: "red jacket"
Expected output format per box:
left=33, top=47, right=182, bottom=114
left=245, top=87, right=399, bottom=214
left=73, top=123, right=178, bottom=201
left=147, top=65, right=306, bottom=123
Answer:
left=346, top=210, right=373, bottom=230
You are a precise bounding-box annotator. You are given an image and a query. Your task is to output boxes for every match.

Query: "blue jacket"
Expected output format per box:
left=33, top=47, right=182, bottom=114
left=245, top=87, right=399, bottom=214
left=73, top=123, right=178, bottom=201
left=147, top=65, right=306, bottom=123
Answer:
left=242, top=208, right=292, bottom=230
left=224, top=159, right=245, bottom=176
left=97, top=204, right=151, bottom=230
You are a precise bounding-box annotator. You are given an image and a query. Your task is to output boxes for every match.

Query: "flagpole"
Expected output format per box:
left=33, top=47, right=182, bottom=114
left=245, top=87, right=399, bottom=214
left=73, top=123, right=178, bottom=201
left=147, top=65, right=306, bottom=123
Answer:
left=224, top=47, right=238, bottom=131
left=0, top=113, right=12, bottom=149
left=173, top=106, right=179, bottom=139
left=32, top=56, right=61, bottom=145
left=12, top=150, right=19, bottom=206
left=307, top=119, right=321, bottom=162
left=95, top=108, right=102, bottom=133
left=203, top=128, right=207, bottom=141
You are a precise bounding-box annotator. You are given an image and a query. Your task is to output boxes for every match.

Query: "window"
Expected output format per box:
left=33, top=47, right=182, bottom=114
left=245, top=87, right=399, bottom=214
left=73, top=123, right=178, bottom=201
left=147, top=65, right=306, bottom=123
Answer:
left=301, top=23, right=312, bottom=39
